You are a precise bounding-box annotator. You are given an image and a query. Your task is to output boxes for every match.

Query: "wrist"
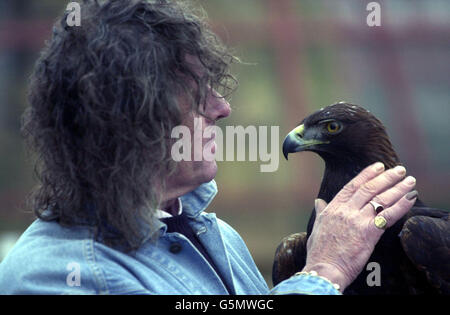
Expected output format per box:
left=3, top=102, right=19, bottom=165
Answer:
left=302, top=263, right=349, bottom=292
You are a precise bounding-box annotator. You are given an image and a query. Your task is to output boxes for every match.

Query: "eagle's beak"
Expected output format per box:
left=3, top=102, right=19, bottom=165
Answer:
left=283, top=124, right=305, bottom=160
left=282, top=124, right=329, bottom=160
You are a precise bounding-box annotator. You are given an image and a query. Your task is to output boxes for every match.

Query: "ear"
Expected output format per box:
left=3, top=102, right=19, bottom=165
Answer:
left=314, top=198, right=328, bottom=215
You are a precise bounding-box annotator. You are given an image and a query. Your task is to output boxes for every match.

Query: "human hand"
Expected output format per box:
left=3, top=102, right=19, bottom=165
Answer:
left=302, top=162, right=418, bottom=291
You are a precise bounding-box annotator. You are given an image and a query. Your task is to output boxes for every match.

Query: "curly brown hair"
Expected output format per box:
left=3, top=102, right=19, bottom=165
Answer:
left=21, top=0, right=237, bottom=251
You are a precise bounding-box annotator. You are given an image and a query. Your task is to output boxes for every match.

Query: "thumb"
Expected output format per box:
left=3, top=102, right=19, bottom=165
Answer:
left=314, top=198, right=328, bottom=215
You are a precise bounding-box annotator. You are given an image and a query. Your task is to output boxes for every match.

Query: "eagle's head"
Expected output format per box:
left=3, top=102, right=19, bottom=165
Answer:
left=282, top=102, right=400, bottom=170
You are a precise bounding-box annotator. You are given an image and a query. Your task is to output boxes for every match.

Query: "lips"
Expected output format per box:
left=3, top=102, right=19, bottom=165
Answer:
left=203, top=125, right=216, bottom=143
left=209, top=140, right=216, bottom=154
left=204, top=135, right=216, bottom=154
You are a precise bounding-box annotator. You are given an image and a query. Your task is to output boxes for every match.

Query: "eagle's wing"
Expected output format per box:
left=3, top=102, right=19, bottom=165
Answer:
left=272, top=232, right=308, bottom=286
left=400, top=207, right=450, bottom=294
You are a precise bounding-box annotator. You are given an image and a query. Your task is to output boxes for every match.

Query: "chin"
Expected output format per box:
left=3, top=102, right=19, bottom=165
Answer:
left=197, top=160, right=218, bottom=184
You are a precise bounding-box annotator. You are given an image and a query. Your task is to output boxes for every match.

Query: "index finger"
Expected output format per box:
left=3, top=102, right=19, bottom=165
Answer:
left=334, top=162, right=385, bottom=203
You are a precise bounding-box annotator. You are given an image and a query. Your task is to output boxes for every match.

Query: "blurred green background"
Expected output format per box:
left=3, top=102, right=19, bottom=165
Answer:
left=0, top=0, right=449, bottom=287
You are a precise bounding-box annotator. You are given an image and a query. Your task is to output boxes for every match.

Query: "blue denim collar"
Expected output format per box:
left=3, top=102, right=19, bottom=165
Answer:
left=150, top=180, right=218, bottom=240
left=179, top=180, right=218, bottom=218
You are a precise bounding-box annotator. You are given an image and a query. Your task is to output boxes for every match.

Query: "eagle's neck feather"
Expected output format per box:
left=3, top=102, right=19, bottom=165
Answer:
left=317, top=151, right=400, bottom=203
left=318, top=158, right=363, bottom=203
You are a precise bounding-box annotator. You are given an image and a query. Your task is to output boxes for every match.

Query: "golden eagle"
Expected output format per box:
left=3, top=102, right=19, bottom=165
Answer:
left=274, top=102, right=450, bottom=294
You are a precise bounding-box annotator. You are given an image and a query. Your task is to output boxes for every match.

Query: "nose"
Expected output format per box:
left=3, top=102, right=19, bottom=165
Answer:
left=205, top=90, right=231, bottom=122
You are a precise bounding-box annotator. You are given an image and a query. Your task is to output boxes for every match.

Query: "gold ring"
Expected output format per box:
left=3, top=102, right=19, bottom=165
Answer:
left=374, top=216, right=387, bottom=230
left=369, top=201, right=384, bottom=214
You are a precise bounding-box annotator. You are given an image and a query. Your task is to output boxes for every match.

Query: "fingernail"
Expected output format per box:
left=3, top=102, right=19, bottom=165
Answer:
left=405, top=190, right=418, bottom=200
left=405, top=176, right=416, bottom=186
left=394, top=165, right=406, bottom=176
left=374, top=162, right=384, bottom=172
left=314, top=199, right=320, bottom=209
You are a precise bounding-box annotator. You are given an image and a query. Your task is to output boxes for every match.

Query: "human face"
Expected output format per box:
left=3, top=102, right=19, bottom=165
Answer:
left=162, top=87, right=231, bottom=203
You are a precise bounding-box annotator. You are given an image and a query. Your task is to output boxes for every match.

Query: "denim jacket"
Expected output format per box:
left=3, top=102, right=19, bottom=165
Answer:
left=0, top=180, right=340, bottom=295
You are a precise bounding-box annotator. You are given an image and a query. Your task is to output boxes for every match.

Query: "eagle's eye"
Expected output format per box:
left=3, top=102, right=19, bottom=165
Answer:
left=326, top=121, right=341, bottom=134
